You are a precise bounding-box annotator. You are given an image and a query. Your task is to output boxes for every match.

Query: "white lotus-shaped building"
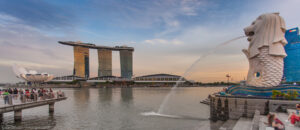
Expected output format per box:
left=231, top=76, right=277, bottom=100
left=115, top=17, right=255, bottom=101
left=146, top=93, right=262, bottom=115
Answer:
left=12, top=64, right=54, bottom=83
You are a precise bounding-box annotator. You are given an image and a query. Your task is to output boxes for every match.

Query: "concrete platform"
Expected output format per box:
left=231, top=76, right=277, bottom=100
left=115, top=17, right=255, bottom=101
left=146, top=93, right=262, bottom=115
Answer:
left=0, top=97, right=67, bottom=122
left=232, top=117, right=252, bottom=130
left=259, top=113, right=299, bottom=130
left=0, top=97, right=67, bottom=114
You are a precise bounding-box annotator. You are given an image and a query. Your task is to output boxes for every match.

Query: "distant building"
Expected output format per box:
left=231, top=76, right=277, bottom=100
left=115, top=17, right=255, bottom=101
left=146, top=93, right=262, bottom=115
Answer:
left=59, top=41, right=134, bottom=79
left=87, top=76, right=132, bottom=82
left=12, top=64, right=54, bottom=84
left=133, top=73, right=187, bottom=83
left=73, top=46, right=90, bottom=78
left=51, top=75, right=85, bottom=82
left=120, top=50, right=133, bottom=79
left=284, top=27, right=300, bottom=82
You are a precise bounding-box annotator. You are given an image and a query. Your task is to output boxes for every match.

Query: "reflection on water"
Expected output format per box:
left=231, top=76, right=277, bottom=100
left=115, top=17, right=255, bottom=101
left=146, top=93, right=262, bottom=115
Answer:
left=121, top=88, right=133, bottom=102
left=99, top=88, right=112, bottom=102
left=73, top=88, right=90, bottom=109
left=1, top=87, right=222, bottom=130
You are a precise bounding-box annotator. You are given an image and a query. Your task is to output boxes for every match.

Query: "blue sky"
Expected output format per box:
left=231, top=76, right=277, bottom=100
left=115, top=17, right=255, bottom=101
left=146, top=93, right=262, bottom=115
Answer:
left=0, top=0, right=299, bottom=83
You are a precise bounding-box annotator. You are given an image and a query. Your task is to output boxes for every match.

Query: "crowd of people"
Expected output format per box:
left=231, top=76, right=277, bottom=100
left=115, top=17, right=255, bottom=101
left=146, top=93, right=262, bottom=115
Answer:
left=0, top=88, right=64, bottom=105
left=265, top=104, right=300, bottom=130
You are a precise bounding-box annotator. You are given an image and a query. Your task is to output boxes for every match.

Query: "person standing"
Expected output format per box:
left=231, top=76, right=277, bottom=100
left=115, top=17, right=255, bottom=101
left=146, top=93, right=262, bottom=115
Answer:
left=3, top=90, right=10, bottom=105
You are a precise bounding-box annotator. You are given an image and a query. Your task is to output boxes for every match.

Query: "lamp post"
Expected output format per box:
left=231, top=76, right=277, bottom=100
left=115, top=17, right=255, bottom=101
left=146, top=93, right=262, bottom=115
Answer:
left=226, top=74, right=231, bottom=85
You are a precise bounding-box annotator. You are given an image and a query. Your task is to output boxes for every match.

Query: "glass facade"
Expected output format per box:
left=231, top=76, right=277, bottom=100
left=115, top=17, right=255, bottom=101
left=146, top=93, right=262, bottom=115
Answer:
left=120, top=50, right=133, bottom=79
left=283, top=27, right=300, bottom=82
left=85, top=55, right=89, bottom=78
left=73, top=46, right=89, bottom=78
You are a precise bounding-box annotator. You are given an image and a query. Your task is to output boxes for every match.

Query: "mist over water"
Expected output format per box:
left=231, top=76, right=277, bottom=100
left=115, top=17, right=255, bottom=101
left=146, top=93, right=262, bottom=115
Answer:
left=156, top=36, right=246, bottom=114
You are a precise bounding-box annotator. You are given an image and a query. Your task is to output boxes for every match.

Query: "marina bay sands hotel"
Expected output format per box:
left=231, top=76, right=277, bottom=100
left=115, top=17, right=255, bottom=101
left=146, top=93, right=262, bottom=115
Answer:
left=58, top=41, right=134, bottom=79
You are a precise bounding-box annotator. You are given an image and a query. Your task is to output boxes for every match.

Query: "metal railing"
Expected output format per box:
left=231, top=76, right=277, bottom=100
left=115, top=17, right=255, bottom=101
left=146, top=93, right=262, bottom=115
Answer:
left=0, top=92, right=65, bottom=106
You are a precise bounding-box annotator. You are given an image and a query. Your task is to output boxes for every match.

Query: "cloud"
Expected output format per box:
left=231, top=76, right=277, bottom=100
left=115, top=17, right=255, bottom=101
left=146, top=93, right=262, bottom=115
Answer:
left=180, top=0, right=203, bottom=16
left=0, top=13, right=20, bottom=23
left=0, top=12, right=76, bottom=81
left=0, top=0, right=75, bottom=30
left=144, top=39, right=184, bottom=45
left=0, top=59, right=62, bottom=69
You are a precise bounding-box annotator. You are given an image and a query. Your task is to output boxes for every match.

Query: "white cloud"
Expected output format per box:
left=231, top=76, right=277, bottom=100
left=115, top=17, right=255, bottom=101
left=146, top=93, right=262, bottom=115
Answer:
left=144, top=38, right=184, bottom=45
left=180, top=0, right=203, bottom=16
left=0, top=13, right=21, bottom=23
left=0, top=59, right=62, bottom=69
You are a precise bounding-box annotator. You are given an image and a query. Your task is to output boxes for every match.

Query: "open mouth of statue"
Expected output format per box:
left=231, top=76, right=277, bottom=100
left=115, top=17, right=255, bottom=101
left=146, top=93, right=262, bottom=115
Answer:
left=248, top=31, right=254, bottom=36
left=246, top=31, right=254, bottom=41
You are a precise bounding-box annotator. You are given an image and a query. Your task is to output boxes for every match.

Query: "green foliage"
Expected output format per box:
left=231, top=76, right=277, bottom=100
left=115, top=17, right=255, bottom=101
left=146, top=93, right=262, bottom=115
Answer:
left=272, top=90, right=281, bottom=99
left=272, top=90, right=299, bottom=100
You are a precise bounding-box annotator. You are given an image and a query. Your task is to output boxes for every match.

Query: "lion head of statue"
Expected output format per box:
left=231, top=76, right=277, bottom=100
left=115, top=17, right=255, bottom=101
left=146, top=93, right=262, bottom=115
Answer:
left=243, top=13, right=287, bottom=59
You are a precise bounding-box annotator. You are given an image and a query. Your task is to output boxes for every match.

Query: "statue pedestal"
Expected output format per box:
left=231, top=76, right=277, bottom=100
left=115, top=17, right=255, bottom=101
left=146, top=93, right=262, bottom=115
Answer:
left=209, top=94, right=300, bottom=121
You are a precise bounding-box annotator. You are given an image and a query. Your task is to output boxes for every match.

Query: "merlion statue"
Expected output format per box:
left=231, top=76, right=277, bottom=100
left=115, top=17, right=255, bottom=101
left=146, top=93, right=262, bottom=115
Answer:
left=243, top=13, right=288, bottom=87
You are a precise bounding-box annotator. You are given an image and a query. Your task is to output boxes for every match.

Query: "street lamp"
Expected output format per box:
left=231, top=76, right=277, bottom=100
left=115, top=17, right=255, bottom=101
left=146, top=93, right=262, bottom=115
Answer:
left=226, top=74, right=231, bottom=85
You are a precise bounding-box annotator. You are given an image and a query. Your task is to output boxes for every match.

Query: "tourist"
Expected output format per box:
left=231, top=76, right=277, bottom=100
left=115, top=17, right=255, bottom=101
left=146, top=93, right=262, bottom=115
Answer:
left=57, top=90, right=63, bottom=98
left=267, top=113, right=285, bottom=130
left=3, top=90, right=10, bottom=105
left=13, top=88, right=18, bottom=94
left=13, top=88, right=18, bottom=99
left=19, top=89, right=24, bottom=95
left=38, top=89, right=44, bottom=100
left=44, top=89, right=49, bottom=99
left=30, top=90, right=35, bottom=101
left=288, top=104, right=300, bottom=126
left=19, top=89, right=25, bottom=103
left=25, top=89, right=30, bottom=101
left=8, top=88, right=12, bottom=94
left=49, top=89, right=55, bottom=98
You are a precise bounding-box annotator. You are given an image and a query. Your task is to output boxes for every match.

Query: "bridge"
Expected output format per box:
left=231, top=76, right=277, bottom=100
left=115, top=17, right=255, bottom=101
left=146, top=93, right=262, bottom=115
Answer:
left=0, top=93, right=67, bottom=122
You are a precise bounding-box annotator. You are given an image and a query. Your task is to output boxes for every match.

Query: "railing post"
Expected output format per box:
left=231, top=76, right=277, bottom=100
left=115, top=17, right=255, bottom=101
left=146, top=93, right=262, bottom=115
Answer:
left=14, top=110, right=22, bottom=122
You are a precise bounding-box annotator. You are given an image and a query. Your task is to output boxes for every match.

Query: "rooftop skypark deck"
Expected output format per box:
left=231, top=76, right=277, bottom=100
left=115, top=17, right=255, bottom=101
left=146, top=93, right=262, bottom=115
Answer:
left=58, top=41, right=134, bottom=51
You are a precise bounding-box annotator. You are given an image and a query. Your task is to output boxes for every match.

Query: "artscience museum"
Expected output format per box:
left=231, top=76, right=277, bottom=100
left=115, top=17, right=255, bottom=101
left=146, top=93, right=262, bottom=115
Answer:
left=12, top=64, right=54, bottom=84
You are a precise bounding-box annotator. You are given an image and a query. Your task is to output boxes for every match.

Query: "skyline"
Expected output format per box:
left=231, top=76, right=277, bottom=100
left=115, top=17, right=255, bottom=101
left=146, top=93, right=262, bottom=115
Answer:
left=0, top=0, right=300, bottom=83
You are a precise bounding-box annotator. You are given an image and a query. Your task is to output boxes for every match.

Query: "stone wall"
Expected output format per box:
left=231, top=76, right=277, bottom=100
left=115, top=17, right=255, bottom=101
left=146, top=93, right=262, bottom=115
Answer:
left=210, top=96, right=300, bottom=121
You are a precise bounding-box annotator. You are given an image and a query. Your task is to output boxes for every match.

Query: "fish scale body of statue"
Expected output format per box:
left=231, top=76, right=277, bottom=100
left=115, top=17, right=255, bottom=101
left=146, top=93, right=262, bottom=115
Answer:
left=243, top=13, right=288, bottom=87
